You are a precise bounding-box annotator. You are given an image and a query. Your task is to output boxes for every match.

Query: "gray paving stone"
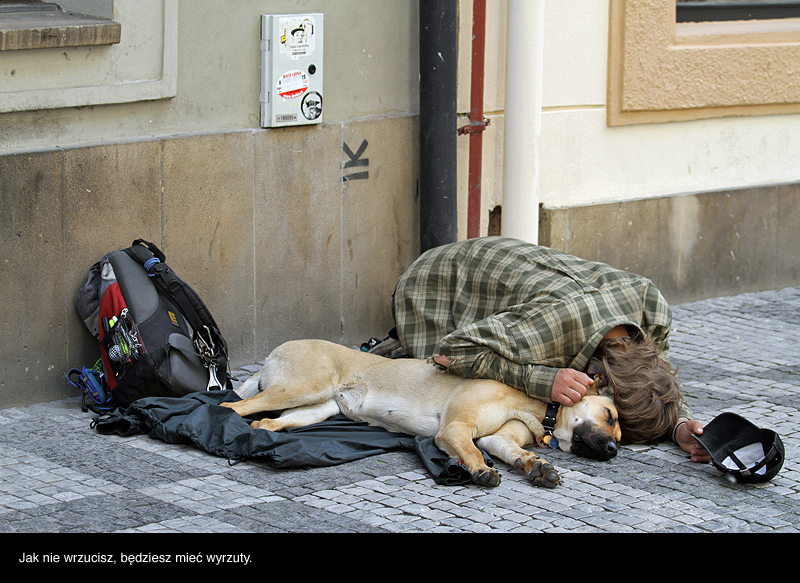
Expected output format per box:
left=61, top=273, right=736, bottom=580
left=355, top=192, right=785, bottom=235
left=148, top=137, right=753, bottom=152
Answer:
left=0, top=286, right=798, bottom=540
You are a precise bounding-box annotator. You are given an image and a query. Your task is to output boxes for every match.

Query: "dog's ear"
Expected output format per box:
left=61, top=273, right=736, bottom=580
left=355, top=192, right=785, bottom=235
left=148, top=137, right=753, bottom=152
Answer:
left=587, top=358, right=607, bottom=388
left=587, top=358, right=614, bottom=400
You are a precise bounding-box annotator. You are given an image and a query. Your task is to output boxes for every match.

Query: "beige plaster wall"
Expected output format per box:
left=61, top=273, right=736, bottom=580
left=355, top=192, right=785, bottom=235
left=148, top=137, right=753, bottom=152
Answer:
left=608, top=0, right=800, bottom=125
left=0, top=0, right=419, bottom=152
left=456, top=0, right=800, bottom=223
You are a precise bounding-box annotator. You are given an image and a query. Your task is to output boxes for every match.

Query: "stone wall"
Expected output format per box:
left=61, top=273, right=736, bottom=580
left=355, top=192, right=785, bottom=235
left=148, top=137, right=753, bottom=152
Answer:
left=539, top=183, right=800, bottom=304
left=0, top=115, right=419, bottom=407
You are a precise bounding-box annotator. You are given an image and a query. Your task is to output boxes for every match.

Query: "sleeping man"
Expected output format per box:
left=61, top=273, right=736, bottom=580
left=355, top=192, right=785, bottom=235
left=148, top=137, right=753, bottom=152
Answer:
left=392, top=237, right=710, bottom=462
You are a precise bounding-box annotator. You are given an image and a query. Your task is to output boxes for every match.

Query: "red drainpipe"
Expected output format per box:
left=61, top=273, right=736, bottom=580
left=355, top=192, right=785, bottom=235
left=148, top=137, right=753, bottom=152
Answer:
left=459, top=0, right=490, bottom=239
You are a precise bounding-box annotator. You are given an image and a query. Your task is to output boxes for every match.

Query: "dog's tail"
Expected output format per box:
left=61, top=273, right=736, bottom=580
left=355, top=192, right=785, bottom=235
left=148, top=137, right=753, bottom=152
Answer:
left=234, top=372, right=261, bottom=400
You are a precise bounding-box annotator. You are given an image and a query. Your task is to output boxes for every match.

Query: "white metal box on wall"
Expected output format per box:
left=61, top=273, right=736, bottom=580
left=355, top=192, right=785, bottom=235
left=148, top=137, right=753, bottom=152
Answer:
left=260, top=13, right=324, bottom=128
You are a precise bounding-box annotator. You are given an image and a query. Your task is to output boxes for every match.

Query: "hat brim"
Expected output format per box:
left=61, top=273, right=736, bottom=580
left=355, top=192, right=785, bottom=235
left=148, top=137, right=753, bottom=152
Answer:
left=694, top=413, right=785, bottom=484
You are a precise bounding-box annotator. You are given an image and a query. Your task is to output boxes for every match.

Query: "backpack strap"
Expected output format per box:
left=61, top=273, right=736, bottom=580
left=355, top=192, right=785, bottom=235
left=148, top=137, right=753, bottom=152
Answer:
left=68, top=362, right=115, bottom=414
left=123, top=240, right=231, bottom=390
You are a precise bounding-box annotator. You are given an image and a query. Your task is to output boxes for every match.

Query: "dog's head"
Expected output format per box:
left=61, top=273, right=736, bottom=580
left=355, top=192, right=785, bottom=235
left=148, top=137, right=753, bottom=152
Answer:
left=552, top=360, right=622, bottom=461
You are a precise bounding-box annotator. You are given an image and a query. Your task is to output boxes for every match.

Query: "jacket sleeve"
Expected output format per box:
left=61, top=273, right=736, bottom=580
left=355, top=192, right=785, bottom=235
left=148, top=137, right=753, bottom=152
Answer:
left=431, top=322, right=560, bottom=401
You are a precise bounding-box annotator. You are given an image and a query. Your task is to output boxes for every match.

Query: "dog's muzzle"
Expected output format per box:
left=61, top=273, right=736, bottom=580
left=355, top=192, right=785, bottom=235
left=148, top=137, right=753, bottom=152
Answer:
left=570, top=422, right=618, bottom=461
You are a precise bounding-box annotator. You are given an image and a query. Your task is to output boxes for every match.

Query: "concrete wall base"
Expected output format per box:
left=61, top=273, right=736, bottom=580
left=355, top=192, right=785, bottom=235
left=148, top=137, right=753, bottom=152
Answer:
left=0, top=116, right=420, bottom=408
left=539, top=184, right=800, bottom=304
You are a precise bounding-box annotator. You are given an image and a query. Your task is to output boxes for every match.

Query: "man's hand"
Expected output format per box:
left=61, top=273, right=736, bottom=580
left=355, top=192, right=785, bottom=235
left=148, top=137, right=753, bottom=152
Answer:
left=551, top=368, right=594, bottom=406
left=675, top=419, right=711, bottom=463
left=433, top=355, right=451, bottom=368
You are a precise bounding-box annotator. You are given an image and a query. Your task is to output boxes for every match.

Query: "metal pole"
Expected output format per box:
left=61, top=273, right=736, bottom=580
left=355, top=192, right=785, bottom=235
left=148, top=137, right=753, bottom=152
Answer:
left=419, top=0, right=459, bottom=252
left=466, top=0, right=487, bottom=239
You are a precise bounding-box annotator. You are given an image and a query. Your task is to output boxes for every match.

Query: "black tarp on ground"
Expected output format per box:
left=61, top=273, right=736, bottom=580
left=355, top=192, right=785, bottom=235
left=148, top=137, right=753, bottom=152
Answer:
left=92, top=390, right=490, bottom=486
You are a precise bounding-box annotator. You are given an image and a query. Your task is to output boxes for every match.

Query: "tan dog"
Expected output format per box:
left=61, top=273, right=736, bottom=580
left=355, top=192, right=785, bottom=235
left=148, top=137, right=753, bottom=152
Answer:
left=221, top=339, right=621, bottom=488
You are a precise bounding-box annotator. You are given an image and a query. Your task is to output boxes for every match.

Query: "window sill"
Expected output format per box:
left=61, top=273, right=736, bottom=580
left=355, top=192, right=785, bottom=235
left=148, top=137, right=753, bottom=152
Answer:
left=675, top=17, right=800, bottom=45
left=0, top=6, right=121, bottom=51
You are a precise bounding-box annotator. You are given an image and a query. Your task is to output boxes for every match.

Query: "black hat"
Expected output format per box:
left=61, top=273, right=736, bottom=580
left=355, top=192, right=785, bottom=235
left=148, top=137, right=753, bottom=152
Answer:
left=694, top=412, right=784, bottom=484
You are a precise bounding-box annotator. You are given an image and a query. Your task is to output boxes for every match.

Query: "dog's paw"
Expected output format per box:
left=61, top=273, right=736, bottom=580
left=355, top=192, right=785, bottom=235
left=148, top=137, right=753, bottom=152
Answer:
left=471, top=467, right=502, bottom=487
left=250, top=419, right=278, bottom=431
left=528, top=460, right=561, bottom=488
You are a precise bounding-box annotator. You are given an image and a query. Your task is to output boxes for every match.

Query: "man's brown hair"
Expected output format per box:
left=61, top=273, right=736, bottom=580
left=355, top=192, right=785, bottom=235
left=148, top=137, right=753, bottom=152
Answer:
left=595, top=335, right=682, bottom=444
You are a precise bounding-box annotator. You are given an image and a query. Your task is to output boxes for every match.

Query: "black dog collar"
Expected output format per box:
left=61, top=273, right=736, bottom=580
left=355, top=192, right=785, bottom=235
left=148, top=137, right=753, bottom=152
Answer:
left=543, top=403, right=559, bottom=434
left=539, top=402, right=561, bottom=450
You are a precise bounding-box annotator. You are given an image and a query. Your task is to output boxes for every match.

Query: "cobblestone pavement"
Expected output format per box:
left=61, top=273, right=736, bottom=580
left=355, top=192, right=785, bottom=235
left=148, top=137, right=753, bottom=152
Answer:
left=1, top=286, right=799, bottom=535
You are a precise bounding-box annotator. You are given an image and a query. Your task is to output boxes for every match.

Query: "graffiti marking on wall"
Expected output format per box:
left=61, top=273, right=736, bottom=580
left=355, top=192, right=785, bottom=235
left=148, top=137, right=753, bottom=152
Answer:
left=343, top=140, right=369, bottom=181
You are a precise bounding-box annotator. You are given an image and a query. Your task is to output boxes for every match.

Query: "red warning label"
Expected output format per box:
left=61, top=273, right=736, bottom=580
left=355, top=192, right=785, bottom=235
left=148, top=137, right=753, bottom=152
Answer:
left=277, top=69, right=309, bottom=100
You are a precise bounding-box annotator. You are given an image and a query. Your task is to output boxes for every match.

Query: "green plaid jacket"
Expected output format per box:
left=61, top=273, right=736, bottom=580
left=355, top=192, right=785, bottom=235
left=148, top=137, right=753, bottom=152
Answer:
left=394, top=237, right=683, bottom=409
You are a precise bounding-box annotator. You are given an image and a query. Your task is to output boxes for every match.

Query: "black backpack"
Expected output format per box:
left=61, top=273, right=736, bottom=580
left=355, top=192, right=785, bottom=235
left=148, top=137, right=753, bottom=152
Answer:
left=76, top=239, right=232, bottom=408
